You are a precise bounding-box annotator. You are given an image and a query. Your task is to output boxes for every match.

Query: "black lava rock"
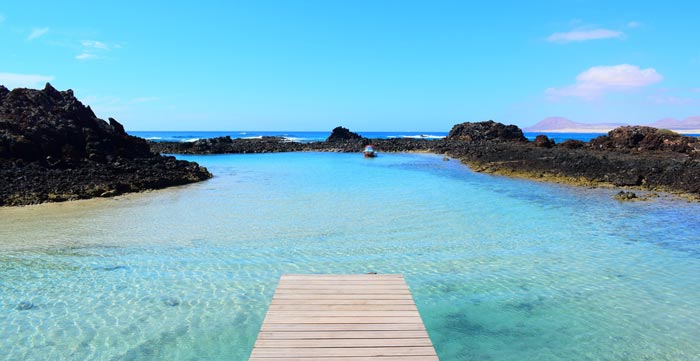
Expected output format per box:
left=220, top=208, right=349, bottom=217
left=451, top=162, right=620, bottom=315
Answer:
left=326, top=126, right=364, bottom=142
left=0, top=83, right=212, bottom=206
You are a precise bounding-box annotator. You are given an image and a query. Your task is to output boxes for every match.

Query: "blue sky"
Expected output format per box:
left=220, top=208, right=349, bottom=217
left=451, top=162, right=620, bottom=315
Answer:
left=1, top=1, right=698, bottom=131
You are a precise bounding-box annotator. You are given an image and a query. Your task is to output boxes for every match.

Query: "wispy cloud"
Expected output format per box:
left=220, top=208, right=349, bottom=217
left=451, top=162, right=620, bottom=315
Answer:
left=647, top=95, right=697, bottom=105
left=27, top=27, right=49, bottom=40
left=132, top=97, right=160, bottom=103
left=0, top=72, right=55, bottom=89
left=0, top=14, right=6, bottom=23
left=82, top=40, right=109, bottom=50
left=546, top=64, right=663, bottom=100
left=75, top=52, right=98, bottom=60
left=75, top=39, right=116, bottom=61
left=627, top=21, right=641, bottom=28
left=547, top=28, right=623, bottom=43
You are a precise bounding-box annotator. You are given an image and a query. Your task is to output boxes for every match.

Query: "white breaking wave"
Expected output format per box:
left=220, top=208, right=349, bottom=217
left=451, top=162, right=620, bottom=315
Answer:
left=388, top=134, right=446, bottom=140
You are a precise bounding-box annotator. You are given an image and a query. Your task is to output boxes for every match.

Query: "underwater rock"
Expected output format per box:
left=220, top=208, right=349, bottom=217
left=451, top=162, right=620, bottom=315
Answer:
left=162, top=297, right=180, bottom=307
left=16, top=301, right=35, bottom=310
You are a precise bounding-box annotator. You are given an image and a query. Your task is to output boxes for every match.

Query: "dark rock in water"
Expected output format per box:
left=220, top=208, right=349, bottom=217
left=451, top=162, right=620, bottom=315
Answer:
left=533, top=135, right=555, bottom=148
left=326, top=126, right=364, bottom=142
left=614, top=191, right=638, bottom=201
left=99, top=265, right=129, bottom=271
left=0, top=83, right=212, bottom=206
left=445, top=120, right=526, bottom=142
left=16, top=301, right=35, bottom=310
left=162, top=297, right=180, bottom=307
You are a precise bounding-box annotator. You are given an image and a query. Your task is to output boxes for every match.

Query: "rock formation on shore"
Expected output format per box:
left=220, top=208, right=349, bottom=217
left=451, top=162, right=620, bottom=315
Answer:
left=326, top=126, right=365, bottom=142
left=446, top=120, right=526, bottom=142
left=0, top=83, right=212, bottom=206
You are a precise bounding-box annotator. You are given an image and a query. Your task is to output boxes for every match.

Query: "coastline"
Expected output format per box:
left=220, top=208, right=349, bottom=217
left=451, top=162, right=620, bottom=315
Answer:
left=147, top=122, right=700, bottom=201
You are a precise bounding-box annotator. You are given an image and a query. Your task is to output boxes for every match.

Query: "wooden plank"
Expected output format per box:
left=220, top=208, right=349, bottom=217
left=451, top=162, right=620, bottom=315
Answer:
left=262, top=316, right=424, bottom=324
left=257, top=330, right=430, bottom=339
left=268, top=304, right=418, bottom=311
left=265, top=310, right=420, bottom=317
left=271, top=299, right=416, bottom=305
left=254, top=338, right=434, bottom=348
left=259, top=323, right=428, bottom=332
left=250, top=357, right=439, bottom=361
left=250, top=274, right=438, bottom=360
left=282, top=274, right=404, bottom=280
left=249, top=346, right=437, bottom=357
left=272, top=292, right=413, bottom=302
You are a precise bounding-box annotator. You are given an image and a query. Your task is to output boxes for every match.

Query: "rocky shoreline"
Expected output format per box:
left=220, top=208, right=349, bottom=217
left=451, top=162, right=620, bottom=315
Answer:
left=3, top=83, right=699, bottom=207
left=150, top=124, right=700, bottom=198
left=1, top=84, right=212, bottom=206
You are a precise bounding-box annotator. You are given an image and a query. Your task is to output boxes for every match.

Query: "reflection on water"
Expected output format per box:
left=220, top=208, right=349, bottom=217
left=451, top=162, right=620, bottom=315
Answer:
left=1, top=152, right=699, bottom=360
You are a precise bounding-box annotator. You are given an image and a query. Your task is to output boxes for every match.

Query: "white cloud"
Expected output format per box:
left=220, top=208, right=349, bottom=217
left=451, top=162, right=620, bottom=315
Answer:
left=75, top=53, right=98, bottom=60
left=627, top=21, right=641, bottom=28
left=27, top=27, right=49, bottom=40
left=546, top=64, right=663, bottom=100
left=0, top=72, right=55, bottom=89
left=82, top=40, right=109, bottom=50
left=547, top=29, right=623, bottom=43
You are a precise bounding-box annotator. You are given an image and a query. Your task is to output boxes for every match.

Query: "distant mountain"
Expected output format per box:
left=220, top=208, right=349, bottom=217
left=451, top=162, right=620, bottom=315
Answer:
left=648, top=117, right=700, bottom=130
left=524, top=117, right=625, bottom=133
left=525, top=116, right=700, bottom=133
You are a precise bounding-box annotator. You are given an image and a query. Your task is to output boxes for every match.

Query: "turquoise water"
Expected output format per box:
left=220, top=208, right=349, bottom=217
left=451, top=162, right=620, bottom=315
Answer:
left=1, top=152, right=700, bottom=360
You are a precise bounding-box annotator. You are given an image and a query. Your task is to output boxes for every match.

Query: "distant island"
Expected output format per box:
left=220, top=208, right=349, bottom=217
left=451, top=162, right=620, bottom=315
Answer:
left=525, top=116, right=700, bottom=134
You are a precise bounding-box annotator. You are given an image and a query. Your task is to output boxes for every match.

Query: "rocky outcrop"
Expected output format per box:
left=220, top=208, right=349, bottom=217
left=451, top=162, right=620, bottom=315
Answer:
left=588, top=126, right=700, bottom=155
left=326, top=126, right=365, bottom=142
left=0, top=83, right=211, bottom=206
left=533, top=135, right=555, bottom=148
left=150, top=136, right=306, bottom=154
left=445, top=120, right=526, bottom=142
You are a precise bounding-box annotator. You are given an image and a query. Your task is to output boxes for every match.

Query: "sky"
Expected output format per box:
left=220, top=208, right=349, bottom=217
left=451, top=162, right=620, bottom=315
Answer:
left=1, top=1, right=699, bottom=131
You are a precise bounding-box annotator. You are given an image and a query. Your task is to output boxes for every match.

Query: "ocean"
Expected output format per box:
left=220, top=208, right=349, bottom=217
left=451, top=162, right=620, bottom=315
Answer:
left=129, top=130, right=607, bottom=143
left=1, top=152, right=700, bottom=360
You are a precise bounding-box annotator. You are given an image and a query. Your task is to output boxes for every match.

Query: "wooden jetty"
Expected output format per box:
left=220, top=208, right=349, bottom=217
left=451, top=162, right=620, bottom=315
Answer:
left=249, top=274, right=439, bottom=360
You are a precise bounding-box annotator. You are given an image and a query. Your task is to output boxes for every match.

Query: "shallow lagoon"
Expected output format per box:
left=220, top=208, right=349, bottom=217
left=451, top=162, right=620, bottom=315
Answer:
left=1, top=152, right=699, bottom=360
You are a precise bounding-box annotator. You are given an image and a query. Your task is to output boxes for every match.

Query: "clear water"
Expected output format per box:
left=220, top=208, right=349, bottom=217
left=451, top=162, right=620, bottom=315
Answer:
left=1, top=152, right=700, bottom=360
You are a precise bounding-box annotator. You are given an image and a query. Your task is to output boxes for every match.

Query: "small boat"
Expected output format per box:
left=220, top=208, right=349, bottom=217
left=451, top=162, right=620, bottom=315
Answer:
left=363, top=145, right=377, bottom=158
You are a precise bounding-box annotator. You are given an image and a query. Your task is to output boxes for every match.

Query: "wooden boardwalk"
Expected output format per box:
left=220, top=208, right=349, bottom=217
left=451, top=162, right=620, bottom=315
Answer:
left=249, top=274, right=439, bottom=360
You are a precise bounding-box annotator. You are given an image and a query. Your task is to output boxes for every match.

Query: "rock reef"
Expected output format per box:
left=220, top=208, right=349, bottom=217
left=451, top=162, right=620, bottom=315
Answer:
left=149, top=121, right=700, bottom=197
left=0, top=84, right=212, bottom=206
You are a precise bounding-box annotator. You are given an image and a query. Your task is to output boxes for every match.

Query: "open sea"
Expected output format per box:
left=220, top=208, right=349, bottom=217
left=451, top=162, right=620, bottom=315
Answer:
left=129, top=130, right=609, bottom=144
left=2, top=151, right=700, bottom=360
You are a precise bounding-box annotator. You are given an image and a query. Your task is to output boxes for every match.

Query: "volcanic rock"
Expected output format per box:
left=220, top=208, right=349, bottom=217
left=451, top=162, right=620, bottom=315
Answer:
left=533, top=135, right=555, bottom=148
left=326, top=126, right=364, bottom=142
left=589, top=126, right=700, bottom=156
left=445, top=120, right=526, bottom=142
left=0, top=83, right=212, bottom=206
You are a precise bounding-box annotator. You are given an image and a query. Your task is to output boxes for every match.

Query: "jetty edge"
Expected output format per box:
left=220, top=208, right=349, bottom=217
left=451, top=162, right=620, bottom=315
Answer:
left=0, top=83, right=212, bottom=207
left=149, top=122, right=700, bottom=199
